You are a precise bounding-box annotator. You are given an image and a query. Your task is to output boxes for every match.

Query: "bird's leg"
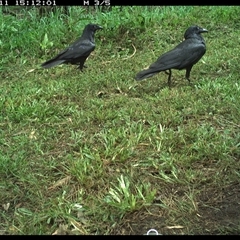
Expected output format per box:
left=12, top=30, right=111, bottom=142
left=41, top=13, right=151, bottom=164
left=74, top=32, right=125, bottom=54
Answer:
left=76, top=63, right=86, bottom=72
left=76, top=65, right=83, bottom=71
left=185, top=66, right=192, bottom=83
left=164, top=69, right=172, bottom=87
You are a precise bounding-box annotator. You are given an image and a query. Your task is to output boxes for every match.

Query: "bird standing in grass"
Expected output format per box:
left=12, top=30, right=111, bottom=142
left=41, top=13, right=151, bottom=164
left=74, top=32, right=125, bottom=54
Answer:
left=135, top=25, right=208, bottom=86
left=41, top=23, right=103, bottom=71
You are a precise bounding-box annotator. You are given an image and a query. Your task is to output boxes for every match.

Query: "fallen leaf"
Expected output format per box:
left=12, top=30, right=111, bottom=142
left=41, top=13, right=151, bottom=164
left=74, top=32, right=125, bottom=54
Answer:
left=166, top=225, right=184, bottom=229
left=3, top=203, right=10, bottom=211
left=48, top=176, right=71, bottom=190
left=29, top=130, right=37, bottom=140
left=97, top=91, right=105, bottom=98
left=52, top=224, right=69, bottom=235
left=70, top=220, right=87, bottom=235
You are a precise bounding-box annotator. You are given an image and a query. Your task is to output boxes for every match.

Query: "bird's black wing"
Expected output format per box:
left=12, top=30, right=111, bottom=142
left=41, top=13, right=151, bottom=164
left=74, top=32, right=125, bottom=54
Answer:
left=41, top=29, right=96, bottom=69
left=53, top=39, right=95, bottom=61
left=135, top=40, right=206, bottom=81
left=149, top=40, right=206, bottom=71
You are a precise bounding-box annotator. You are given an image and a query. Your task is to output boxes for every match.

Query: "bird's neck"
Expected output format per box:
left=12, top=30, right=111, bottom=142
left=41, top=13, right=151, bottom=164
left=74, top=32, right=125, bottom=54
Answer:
left=188, top=34, right=205, bottom=44
left=82, top=30, right=95, bottom=43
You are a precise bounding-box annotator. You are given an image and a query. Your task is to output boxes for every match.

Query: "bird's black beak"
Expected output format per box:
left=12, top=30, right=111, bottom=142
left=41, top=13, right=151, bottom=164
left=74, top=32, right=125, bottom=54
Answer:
left=200, top=28, right=208, bottom=33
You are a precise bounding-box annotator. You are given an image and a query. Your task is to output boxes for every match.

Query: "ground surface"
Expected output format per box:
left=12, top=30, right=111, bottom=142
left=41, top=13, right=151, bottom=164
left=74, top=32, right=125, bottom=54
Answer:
left=1, top=6, right=240, bottom=236
left=110, top=182, right=240, bottom=235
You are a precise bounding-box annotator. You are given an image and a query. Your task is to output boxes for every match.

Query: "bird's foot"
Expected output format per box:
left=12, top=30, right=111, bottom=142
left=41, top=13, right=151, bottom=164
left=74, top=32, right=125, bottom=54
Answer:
left=76, top=66, right=83, bottom=71
left=186, top=78, right=192, bottom=85
left=76, top=65, right=87, bottom=71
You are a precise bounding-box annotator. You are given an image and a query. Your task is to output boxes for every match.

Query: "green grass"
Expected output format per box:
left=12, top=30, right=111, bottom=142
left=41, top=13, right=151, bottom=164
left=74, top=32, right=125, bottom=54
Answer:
left=1, top=6, right=240, bottom=235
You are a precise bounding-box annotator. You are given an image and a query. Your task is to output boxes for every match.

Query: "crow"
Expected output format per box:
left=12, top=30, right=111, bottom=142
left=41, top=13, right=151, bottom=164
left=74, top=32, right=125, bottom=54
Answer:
left=135, top=25, right=208, bottom=86
left=41, top=23, right=103, bottom=71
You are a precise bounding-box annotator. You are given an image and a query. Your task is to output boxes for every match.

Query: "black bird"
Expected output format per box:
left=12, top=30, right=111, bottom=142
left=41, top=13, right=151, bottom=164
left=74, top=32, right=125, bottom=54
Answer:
left=135, top=25, right=208, bottom=86
left=41, top=23, right=103, bottom=71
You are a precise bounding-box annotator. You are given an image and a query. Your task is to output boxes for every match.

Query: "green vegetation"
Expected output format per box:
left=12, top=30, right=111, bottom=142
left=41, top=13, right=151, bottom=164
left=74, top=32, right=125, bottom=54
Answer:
left=1, top=6, right=240, bottom=235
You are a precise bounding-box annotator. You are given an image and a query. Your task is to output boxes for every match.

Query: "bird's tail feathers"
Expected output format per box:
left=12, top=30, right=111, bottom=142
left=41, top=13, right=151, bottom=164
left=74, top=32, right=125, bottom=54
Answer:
left=41, top=59, right=66, bottom=69
left=135, top=68, right=158, bottom=81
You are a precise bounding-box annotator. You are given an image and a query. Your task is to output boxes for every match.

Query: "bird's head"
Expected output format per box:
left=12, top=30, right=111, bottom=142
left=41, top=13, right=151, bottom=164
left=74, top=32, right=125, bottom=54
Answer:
left=88, top=23, right=103, bottom=32
left=184, top=25, right=208, bottom=39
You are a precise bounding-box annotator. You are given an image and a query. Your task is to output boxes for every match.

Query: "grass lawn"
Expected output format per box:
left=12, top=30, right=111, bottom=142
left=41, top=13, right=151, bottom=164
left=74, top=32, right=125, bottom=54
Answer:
left=0, top=6, right=240, bottom=235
